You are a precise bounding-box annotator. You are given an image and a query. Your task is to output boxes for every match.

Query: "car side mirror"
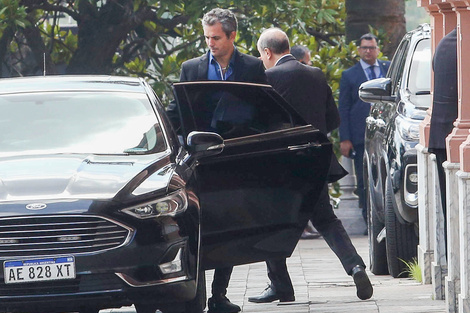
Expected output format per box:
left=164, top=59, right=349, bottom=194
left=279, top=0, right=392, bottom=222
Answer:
left=359, top=78, right=396, bottom=103
left=186, top=131, right=224, bottom=159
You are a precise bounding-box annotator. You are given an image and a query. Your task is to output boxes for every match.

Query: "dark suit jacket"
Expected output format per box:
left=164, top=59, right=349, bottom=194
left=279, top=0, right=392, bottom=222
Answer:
left=266, top=55, right=346, bottom=182
left=167, top=49, right=267, bottom=130
left=429, top=28, right=458, bottom=151
left=180, top=50, right=267, bottom=84
left=338, top=60, right=390, bottom=146
left=266, top=55, right=339, bottom=134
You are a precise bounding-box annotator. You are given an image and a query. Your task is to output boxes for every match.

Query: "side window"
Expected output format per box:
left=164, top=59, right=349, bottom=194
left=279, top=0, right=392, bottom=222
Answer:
left=407, top=38, right=431, bottom=108
left=387, top=39, right=410, bottom=95
left=174, top=84, right=295, bottom=140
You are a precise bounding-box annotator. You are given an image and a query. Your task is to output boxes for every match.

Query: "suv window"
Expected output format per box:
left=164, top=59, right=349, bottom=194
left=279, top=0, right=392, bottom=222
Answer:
left=407, top=39, right=431, bottom=108
left=388, top=39, right=410, bottom=95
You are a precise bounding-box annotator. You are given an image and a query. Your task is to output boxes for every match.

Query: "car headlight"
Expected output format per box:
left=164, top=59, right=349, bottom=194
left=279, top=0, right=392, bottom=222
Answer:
left=395, top=115, right=420, bottom=141
left=122, top=189, right=188, bottom=219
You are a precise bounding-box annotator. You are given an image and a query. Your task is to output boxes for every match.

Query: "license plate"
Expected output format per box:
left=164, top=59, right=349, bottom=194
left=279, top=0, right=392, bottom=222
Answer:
left=4, top=256, right=76, bottom=284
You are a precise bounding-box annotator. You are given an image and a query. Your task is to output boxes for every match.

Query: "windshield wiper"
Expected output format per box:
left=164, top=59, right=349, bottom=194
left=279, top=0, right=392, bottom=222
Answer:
left=123, top=148, right=148, bottom=154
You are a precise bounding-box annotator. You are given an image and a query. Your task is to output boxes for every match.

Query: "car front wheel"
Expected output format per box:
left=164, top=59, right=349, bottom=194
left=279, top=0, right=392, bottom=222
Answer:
left=384, top=180, right=419, bottom=278
left=367, top=184, right=388, bottom=275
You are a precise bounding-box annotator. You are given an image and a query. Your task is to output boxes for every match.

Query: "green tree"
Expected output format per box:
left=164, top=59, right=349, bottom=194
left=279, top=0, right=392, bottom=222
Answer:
left=1, top=0, right=359, bottom=104
left=345, top=0, right=406, bottom=57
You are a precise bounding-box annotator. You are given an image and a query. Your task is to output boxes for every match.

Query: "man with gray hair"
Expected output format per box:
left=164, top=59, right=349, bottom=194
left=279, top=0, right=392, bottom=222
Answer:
left=248, top=27, right=373, bottom=303
left=290, top=44, right=312, bottom=66
left=172, top=7, right=267, bottom=313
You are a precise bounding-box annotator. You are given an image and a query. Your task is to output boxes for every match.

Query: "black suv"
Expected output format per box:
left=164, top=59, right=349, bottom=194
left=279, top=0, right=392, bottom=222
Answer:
left=359, top=24, right=431, bottom=277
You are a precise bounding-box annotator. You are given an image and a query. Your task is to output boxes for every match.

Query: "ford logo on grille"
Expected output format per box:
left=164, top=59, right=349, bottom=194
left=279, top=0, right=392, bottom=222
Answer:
left=26, top=203, right=47, bottom=210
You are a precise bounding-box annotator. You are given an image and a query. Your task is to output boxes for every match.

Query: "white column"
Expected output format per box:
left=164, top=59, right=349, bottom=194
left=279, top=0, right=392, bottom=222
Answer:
left=417, top=144, right=434, bottom=284
left=458, top=170, right=470, bottom=313
left=430, top=153, right=448, bottom=300
left=338, top=156, right=358, bottom=200
left=445, top=161, right=460, bottom=313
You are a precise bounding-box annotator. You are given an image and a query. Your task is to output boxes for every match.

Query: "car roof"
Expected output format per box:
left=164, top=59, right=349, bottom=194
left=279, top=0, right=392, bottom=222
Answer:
left=0, top=75, right=147, bottom=95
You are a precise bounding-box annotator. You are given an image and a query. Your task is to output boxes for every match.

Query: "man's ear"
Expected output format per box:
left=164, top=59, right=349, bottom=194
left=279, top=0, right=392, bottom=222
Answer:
left=229, top=31, right=236, bottom=41
left=264, top=48, right=272, bottom=59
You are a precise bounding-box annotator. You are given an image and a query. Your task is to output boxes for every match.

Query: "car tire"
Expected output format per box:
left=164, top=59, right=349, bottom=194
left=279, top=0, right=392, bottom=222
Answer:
left=367, top=186, right=388, bottom=275
left=184, top=269, right=206, bottom=313
left=384, top=180, right=418, bottom=278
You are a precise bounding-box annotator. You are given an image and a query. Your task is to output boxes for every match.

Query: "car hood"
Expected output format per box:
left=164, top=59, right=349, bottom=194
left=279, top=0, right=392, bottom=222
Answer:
left=0, top=153, right=173, bottom=202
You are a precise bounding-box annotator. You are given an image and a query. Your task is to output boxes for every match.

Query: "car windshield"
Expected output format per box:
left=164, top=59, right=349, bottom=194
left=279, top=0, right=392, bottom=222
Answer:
left=0, top=91, right=166, bottom=156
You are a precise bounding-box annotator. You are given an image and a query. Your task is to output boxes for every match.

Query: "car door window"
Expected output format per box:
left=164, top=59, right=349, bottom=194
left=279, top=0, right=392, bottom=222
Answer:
left=388, top=39, right=410, bottom=95
left=172, top=81, right=332, bottom=268
left=407, top=38, right=431, bottom=108
left=173, top=82, right=305, bottom=141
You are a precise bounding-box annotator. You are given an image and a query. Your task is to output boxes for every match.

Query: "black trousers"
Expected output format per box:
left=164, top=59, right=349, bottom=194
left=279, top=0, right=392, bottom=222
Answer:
left=352, top=144, right=366, bottom=223
left=266, top=182, right=366, bottom=295
left=211, top=267, right=233, bottom=297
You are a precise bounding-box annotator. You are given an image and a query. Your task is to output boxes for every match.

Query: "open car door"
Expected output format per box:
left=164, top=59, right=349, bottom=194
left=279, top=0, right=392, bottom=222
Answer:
left=172, top=81, right=332, bottom=270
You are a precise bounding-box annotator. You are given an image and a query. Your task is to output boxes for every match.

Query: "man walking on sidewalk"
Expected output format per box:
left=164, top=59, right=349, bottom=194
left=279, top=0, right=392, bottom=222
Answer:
left=248, top=28, right=373, bottom=304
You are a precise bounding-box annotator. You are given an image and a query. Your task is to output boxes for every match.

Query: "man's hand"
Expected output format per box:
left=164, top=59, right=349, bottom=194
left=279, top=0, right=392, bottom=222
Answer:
left=340, top=140, right=354, bottom=157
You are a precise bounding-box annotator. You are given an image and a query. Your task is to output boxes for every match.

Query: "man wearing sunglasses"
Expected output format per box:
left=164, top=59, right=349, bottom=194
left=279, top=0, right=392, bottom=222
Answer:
left=338, top=33, right=390, bottom=230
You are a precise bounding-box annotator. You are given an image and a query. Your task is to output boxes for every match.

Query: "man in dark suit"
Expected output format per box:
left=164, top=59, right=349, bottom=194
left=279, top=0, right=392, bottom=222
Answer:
left=290, top=44, right=312, bottom=66
left=428, top=27, right=458, bottom=252
left=248, top=27, right=373, bottom=304
left=290, top=44, right=322, bottom=240
left=338, top=33, right=390, bottom=224
left=170, top=8, right=267, bottom=313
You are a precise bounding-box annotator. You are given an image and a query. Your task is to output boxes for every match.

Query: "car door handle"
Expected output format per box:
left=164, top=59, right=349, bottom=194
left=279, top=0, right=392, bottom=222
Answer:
left=366, top=116, right=376, bottom=125
left=375, top=119, right=386, bottom=128
left=288, top=142, right=322, bottom=151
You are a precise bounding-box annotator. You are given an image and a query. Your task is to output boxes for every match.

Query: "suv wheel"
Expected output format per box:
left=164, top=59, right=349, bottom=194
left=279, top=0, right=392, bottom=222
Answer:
left=367, top=185, right=388, bottom=275
left=384, top=180, right=419, bottom=278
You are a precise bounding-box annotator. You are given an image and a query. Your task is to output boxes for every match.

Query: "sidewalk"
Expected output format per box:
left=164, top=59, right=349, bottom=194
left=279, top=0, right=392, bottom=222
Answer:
left=105, top=199, right=446, bottom=313
left=218, top=198, right=446, bottom=313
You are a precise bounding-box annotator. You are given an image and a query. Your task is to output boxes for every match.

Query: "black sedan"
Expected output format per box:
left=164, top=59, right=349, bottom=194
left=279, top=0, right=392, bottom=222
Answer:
left=0, top=76, right=332, bottom=313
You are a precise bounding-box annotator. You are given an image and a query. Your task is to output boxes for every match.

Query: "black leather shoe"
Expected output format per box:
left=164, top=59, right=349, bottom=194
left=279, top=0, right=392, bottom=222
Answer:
left=207, top=295, right=240, bottom=313
left=300, top=230, right=322, bottom=239
left=351, top=265, right=373, bottom=300
left=248, top=285, right=295, bottom=303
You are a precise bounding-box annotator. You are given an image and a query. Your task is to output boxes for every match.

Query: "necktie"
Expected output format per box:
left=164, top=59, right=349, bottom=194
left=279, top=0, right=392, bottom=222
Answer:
left=368, top=65, right=377, bottom=80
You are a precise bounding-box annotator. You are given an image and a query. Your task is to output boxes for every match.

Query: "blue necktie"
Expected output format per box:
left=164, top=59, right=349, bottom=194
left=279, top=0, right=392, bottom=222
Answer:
left=368, top=65, right=377, bottom=80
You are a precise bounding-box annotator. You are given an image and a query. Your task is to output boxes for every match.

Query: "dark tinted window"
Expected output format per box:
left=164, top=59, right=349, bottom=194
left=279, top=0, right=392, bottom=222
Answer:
left=388, top=38, right=410, bottom=94
left=174, top=83, right=298, bottom=140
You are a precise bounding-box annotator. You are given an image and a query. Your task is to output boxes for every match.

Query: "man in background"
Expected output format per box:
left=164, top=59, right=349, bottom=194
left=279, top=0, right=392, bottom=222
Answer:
left=338, top=33, right=390, bottom=226
left=428, top=27, right=458, bottom=253
left=290, top=44, right=312, bottom=65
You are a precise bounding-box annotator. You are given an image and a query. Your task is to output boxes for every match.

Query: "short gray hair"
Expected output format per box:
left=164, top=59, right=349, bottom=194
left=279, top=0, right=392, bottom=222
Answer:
left=202, top=8, right=238, bottom=38
left=258, top=28, right=290, bottom=54
left=291, top=45, right=310, bottom=61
